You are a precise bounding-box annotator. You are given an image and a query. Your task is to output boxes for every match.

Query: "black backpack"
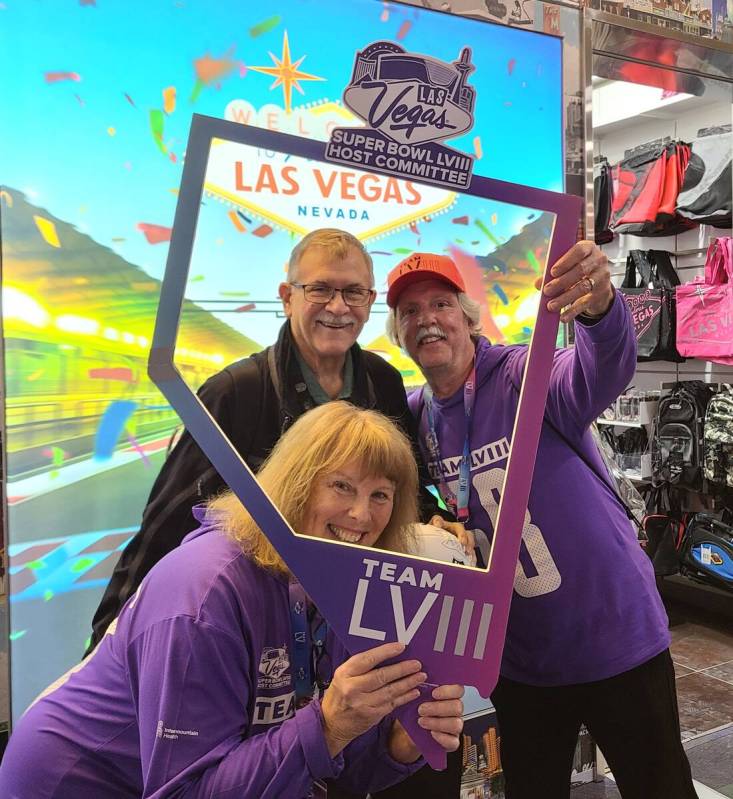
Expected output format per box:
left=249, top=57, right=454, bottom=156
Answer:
left=680, top=512, right=733, bottom=592
left=653, top=381, right=714, bottom=488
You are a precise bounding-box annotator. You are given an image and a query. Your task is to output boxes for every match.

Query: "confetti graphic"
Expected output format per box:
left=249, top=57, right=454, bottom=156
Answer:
left=492, top=284, right=510, bottom=305
left=228, top=209, right=246, bottom=232
left=148, top=109, right=167, bottom=154
left=136, top=222, right=172, bottom=244
left=45, top=71, right=81, bottom=83
left=162, top=86, right=177, bottom=114
left=249, top=14, right=281, bottom=37
left=475, top=218, right=501, bottom=246
left=33, top=215, right=61, bottom=248
left=94, top=401, right=137, bottom=460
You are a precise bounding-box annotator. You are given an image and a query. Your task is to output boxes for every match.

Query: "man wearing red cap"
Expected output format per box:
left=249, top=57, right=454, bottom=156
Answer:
left=385, top=242, right=697, bottom=799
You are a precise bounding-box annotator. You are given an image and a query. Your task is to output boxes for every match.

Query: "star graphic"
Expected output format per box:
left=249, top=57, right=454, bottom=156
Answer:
left=249, top=31, right=325, bottom=114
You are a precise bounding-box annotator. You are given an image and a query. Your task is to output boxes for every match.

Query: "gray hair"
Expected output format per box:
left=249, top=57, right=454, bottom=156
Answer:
left=287, top=228, right=374, bottom=284
left=386, top=291, right=482, bottom=348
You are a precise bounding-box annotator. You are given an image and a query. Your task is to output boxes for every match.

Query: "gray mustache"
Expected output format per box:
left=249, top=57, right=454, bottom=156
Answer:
left=316, top=313, right=357, bottom=326
left=416, top=325, right=446, bottom=344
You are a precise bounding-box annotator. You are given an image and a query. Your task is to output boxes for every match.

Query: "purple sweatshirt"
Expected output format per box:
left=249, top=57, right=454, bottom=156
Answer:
left=0, top=525, right=421, bottom=798
left=408, top=292, right=670, bottom=686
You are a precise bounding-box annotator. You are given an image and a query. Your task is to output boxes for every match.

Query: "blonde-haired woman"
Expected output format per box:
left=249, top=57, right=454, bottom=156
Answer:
left=0, top=402, right=464, bottom=799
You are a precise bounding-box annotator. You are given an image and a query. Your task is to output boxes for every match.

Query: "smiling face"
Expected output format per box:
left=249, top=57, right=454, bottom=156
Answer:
left=396, top=279, right=475, bottom=376
left=301, top=465, right=396, bottom=548
left=279, top=244, right=375, bottom=367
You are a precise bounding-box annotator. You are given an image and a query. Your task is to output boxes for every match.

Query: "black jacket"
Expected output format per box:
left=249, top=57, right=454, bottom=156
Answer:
left=88, top=322, right=445, bottom=649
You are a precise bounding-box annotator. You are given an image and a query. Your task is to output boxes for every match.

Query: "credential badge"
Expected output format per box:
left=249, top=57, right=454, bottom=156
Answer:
left=326, top=41, right=476, bottom=190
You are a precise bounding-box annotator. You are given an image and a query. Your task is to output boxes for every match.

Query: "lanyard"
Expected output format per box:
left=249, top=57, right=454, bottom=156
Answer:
left=423, top=362, right=476, bottom=522
left=288, top=581, right=329, bottom=707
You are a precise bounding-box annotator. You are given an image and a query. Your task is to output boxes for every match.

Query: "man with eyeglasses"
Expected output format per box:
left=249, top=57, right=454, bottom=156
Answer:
left=86, top=227, right=468, bottom=797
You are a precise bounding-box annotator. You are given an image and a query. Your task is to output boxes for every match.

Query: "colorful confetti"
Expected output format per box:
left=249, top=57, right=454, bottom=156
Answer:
left=9, top=631, right=27, bottom=642
left=235, top=303, right=256, bottom=312
left=194, top=50, right=236, bottom=85
left=45, top=71, right=81, bottom=83
left=237, top=210, right=252, bottom=224
left=219, top=291, right=251, bottom=297
left=492, top=284, right=510, bottom=305
left=163, top=86, right=177, bottom=114
left=475, top=218, right=501, bottom=246
left=452, top=215, right=469, bottom=225
left=189, top=275, right=205, bottom=282
left=0, top=189, right=13, bottom=206
left=126, top=432, right=152, bottom=467
left=43, top=589, right=54, bottom=602
left=473, top=136, right=483, bottom=159
left=94, top=400, right=137, bottom=460
left=238, top=61, right=248, bottom=77
left=380, top=2, right=389, bottom=22
left=33, top=215, right=61, bottom=248
left=252, top=223, right=273, bottom=238
left=397, top=20, right=411, bottom=40
left=249, top=14, right=281, bottom=37
left=71, top=558, right=96, bottom=573
left=393, top=247, right=413, bottom=254
left=508, top=58, right=516, bottom=75
left=74, top=93, right=85, bottom=106
left=491, top=213, right=498, bottom=225
left=88, top=367, right=134, bottom=382
left=228, top=209, right=246, bottom=232
left=124, top=92, right=136, bottom=108
left=149, top=109, right=167, bottom=154
left=137, top=222, right=172, bottom=244
left=409, top=221, right=419, bottom=235
left=526, top=250, right=541, bottom=274
left=107, top=126, right=116, bottom=136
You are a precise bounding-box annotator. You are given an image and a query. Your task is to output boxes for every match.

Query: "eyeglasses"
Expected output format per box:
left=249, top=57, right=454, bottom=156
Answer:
left=290, top=282, right=375, bottom=307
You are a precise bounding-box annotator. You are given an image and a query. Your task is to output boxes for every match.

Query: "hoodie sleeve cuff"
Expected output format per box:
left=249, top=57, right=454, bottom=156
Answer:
left=575, top=288, right=627, bottom=343
left=295, top=700, right=345, bottom=782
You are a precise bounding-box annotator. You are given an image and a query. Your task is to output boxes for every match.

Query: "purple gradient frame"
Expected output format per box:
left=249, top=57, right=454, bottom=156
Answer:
left=149, top=113, right=582, bottom=768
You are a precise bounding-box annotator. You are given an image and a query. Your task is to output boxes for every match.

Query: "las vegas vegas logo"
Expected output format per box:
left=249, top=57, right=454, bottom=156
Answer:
left=326, top=41, right=477, bottom=191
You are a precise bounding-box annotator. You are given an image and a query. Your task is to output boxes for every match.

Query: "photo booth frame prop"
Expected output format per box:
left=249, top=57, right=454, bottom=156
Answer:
left=150, top=114, right=582, bottom=768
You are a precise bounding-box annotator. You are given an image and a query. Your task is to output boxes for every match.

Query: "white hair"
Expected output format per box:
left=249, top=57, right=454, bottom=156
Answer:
left=385, top=291, right=482, bottom=348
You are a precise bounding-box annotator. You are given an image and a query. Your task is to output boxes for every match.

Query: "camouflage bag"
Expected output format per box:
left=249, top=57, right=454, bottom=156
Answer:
left=704, top=388, right=733, bottom=487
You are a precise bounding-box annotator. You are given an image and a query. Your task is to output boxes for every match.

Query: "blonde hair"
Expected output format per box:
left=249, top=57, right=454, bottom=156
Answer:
left=208, top=402, right=418, bottom=575
left=385, top=291, right=482, bottom=347
left=288, top=228, right=374, bottom=284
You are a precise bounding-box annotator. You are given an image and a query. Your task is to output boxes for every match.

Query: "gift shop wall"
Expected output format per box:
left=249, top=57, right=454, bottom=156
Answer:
left=588, top=15, right=733, bottom=618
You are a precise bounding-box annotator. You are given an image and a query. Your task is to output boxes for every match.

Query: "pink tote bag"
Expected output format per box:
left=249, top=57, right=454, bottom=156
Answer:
left=676, top=237, right=733, bottom=366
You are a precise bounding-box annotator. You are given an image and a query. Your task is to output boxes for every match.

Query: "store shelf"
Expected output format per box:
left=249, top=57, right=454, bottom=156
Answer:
left=657, top=574, right=733, bottom=621
left=597, top=418, right=649, bottom=428
left=621, top=470, right=651, bottom=484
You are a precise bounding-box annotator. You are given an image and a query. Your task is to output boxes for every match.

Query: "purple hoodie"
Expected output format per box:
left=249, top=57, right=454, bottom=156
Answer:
left=0, top=524, right=421, bottom=798
left=408, top=292, right=670, bottom=686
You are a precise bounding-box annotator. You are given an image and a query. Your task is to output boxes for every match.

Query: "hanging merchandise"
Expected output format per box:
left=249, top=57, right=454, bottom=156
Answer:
left=652, top=381, right=714, bottom=490
left=610, top=139, right=694, bottom=237
left=642, top=485, right=687, bottom=577
left=677, top=125, right=732, bottom=229
left=679, top=512, right=733, bottom=592
left=676, top=237, right=733, bottom=365
left=703, top=386, right=733, bottom=488
left=619, top=249, right=683, bottom=362
left=594, top=156, right=614, bottom=244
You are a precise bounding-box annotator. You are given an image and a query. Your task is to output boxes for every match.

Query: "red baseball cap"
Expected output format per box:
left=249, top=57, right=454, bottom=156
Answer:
left=386, top=253, right=466, bottom=308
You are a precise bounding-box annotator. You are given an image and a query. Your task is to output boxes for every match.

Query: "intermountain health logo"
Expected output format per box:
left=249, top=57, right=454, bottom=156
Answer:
left=326, top=41, right=477, bottom=190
